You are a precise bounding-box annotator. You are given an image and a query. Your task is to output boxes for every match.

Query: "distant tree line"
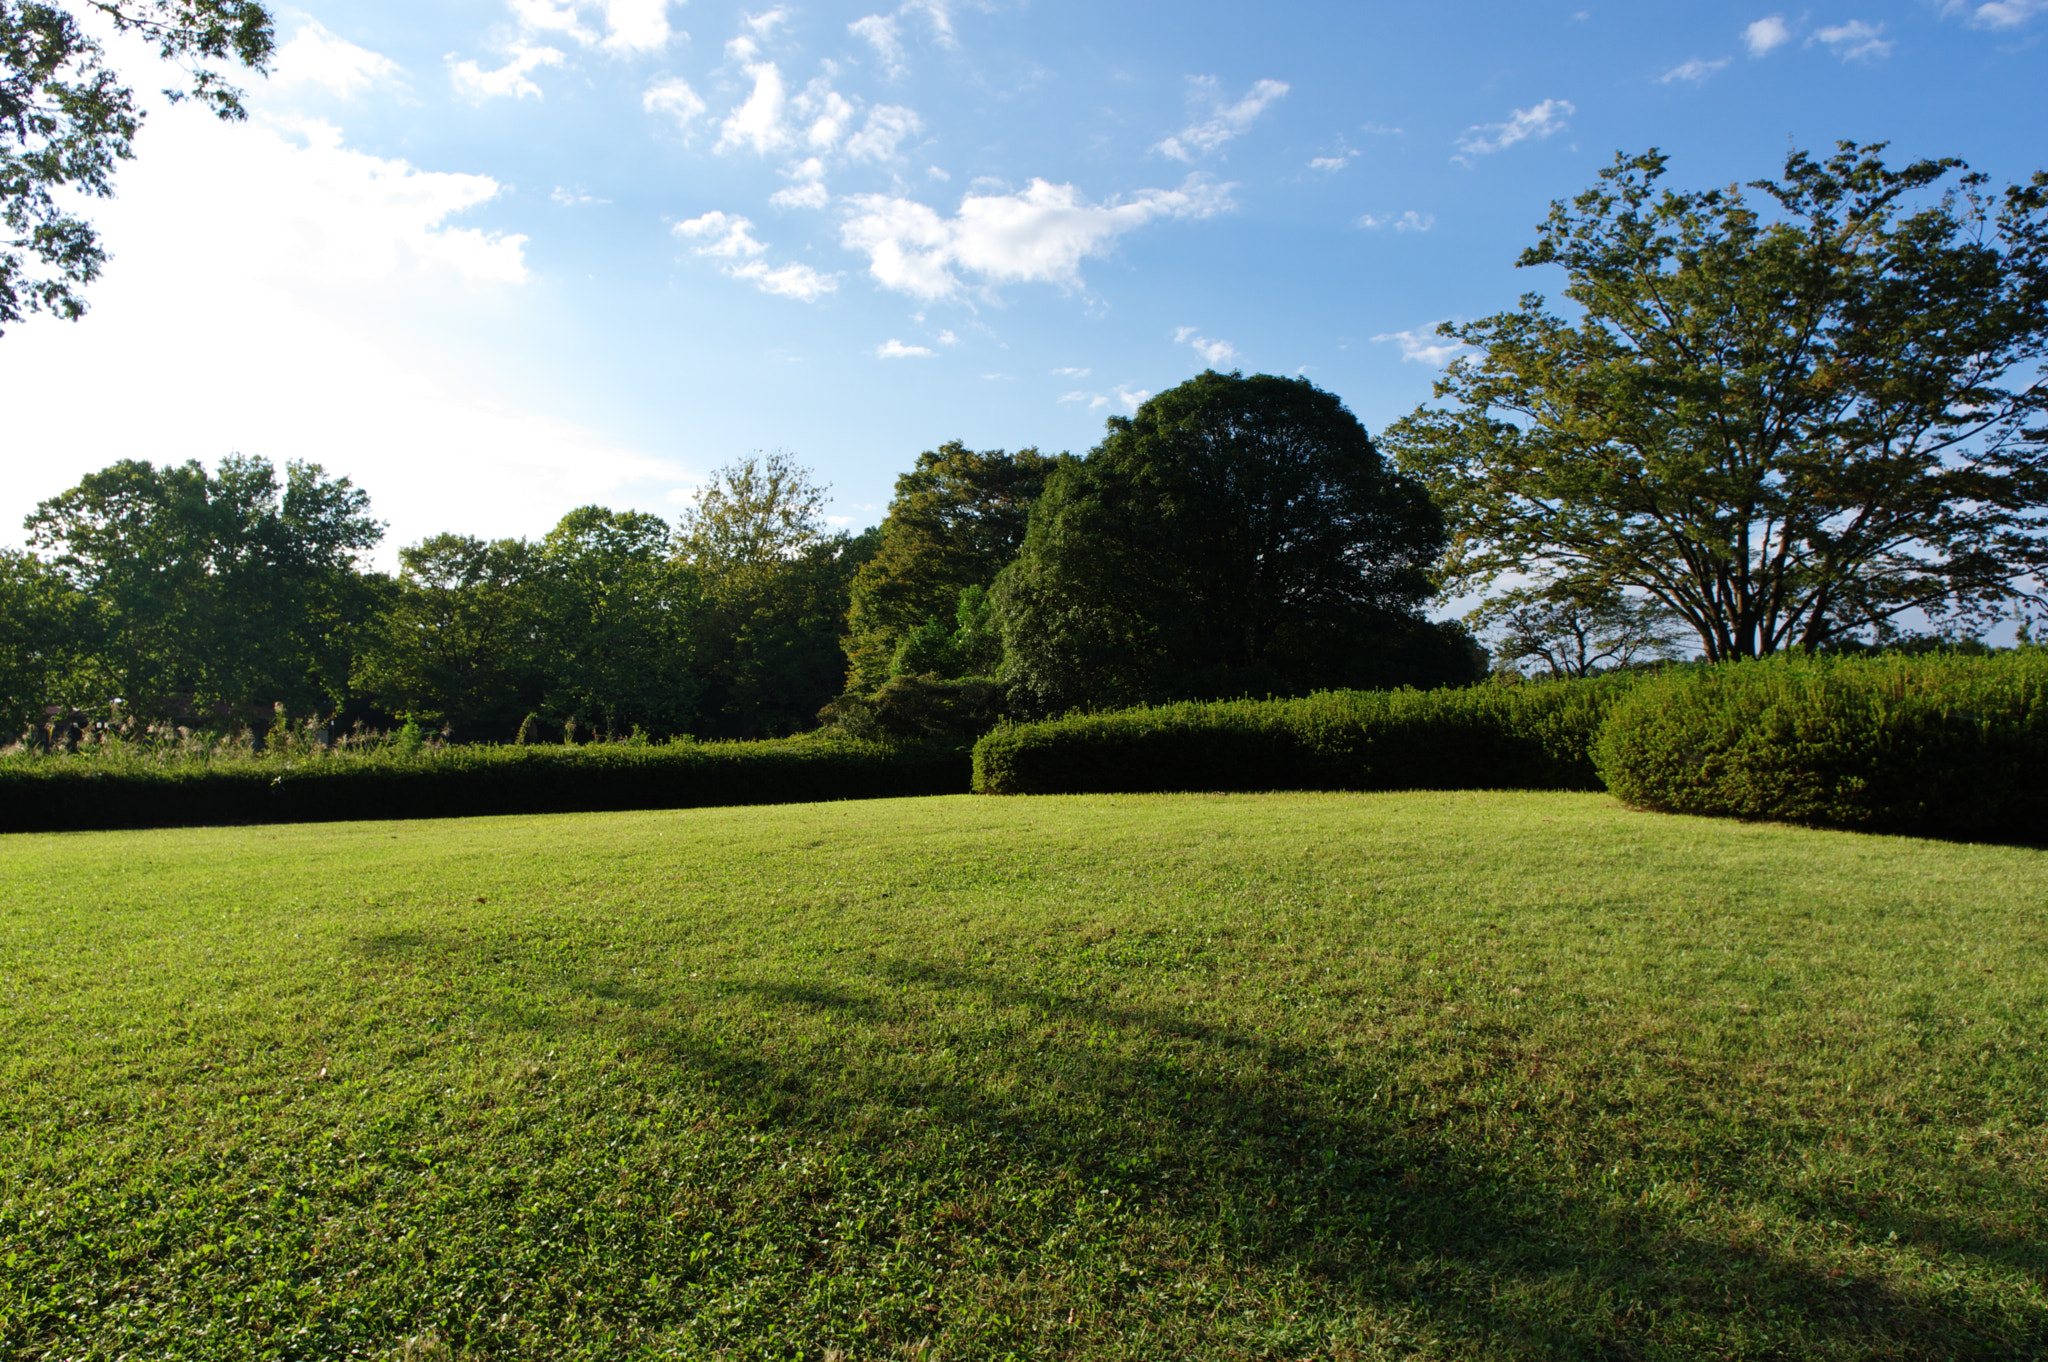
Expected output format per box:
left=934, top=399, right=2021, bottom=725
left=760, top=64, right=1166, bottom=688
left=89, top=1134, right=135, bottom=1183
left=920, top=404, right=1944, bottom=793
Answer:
left=6, top=142, right=2043, bottom=745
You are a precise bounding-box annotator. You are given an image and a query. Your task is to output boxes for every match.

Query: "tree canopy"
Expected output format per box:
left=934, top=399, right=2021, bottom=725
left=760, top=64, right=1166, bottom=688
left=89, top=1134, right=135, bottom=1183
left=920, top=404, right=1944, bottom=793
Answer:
left=1382, top=143, right=2048, bottom=660
left=995, top=370, right=1475, bottom=713
left=2, top=0, right=274, bottom=332
left=842, top=440, right=1058, bottom=689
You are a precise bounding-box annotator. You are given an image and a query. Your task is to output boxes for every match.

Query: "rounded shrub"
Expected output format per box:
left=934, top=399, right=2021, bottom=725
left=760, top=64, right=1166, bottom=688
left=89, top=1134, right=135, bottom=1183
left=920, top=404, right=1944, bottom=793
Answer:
left=1593, top=651, right=2048, bottom=840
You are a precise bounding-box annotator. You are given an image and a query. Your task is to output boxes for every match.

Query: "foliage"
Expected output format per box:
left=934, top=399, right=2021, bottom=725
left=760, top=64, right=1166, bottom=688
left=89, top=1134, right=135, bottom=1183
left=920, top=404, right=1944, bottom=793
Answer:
left=1475, top=586, right=1687, bottom=678
left=1, top=0, right=273, bottom=332
left=0, top=547, right=90, bottom=733
left=1384, top=143, right=2048, bottom=660
left=676, top=450, right=829, bottom=574
left=0, top=729, right=969, bottom=830
left=4, top=792, right=2044, bottom=1358
left=996, top=371, right=1473, bottom=715
left=1595, top=649, right=2047, bottom=839
left=889, top=582, right=1002, bottom=679
left=843, top=440, right=1057, bottom=690
left=535, top=506, right=701, bottom=738
left=24, top=454, right=383, bottom=719
left=819, top=671, right=1007, bottom=743
left=972, top=673, right=1638, bottom=796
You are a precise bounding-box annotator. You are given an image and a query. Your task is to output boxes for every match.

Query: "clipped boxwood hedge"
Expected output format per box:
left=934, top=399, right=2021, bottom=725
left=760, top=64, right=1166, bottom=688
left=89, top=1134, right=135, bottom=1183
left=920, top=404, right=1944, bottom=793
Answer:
left=972, top=675, right=1642, bottom=796
left=0, top=738, right=970, bottom=833
left=1593, top=651, right=2048, bottom=840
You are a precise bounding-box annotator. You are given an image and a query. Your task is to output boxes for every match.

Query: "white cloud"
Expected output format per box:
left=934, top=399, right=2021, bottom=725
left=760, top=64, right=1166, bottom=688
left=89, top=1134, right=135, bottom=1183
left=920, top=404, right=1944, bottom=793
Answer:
left=450, top=42, right=564, bottom=101
left=745, top=6, right=792, bottom=38
left=1811, top=20, right=1892, bottom=60
left=1058, top=385, right=1150, bottom=413
left=1308, top=154, right=1349, bottom=172
left=1744, top=15, right=1793, bottom=54
left=643, top=75, right=707, bottom=132
left=718, top=62, right=793, bottom=154
left=1059, top=390, right=1109, bottom=409
left=1154, top=76, right=1289, bottom=161
left=0, top=102, right=644, bottom=562
left=937, top=329, right=959, bottom=344
left=845, top=104, right=923, bottom=161
left=1359, top=121, right=1404, bottom=135
left=551, top=186, right=609, bottom=206
left=675, top=213, right=837, bottom=300
left=1454, top=98, right=1574, bottom=157
left=877, top=338, right=935, bottom=357
left=1661, top=56, right=1731, bottom=83
left=1357, top=210, right=1434, bottom=232
left=730, top=260, right=838, bottom=300
left=272, top=21, right=401, bottom=96
left=1053, top=366, right=1090, bottom=376
left=504, top=0, right=678, bottom=56
left=1941, top=0, right=2048, bottom=28
left=771, top=159, right=830, bottom=210
left=839, top=175, right=1234, bottom=300
left=1173, top=325, right=1237, bottom=365
left=1374, top=324, right=1470, bottom=367
left=1114, top=386, right=1151, bottom=411
left=798, top=80, right=856, bottom=150
left=674, top=211, right=768, bottom=258
left=849, top=14, right=905, bottom=76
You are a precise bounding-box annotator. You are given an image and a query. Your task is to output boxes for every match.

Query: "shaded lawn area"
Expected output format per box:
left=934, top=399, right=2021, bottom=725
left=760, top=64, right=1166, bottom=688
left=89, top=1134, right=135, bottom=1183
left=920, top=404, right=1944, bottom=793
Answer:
left=1, top=790, right=2043, bottom=1359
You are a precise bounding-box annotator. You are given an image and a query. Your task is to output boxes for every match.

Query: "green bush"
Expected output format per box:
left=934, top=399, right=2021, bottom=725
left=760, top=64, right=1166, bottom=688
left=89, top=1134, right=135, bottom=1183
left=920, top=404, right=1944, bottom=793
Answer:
left=972, top=674, right=1641, bottom=795
left=0, top=737, right=969, bottom=833
left=1593, top=651, right=2048, bottom=840
left=819, top=674, right=1009, bottom=743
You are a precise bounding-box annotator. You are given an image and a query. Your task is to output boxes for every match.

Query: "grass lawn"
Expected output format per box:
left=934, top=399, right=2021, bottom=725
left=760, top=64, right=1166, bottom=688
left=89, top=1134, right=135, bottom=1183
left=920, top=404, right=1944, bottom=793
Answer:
left=1, top=790, right=2043, bottom=1360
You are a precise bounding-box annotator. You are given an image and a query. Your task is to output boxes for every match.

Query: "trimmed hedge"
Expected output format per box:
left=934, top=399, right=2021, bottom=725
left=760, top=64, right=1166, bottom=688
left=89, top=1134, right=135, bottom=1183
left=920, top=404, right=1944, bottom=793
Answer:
left=971, top=675, right=1642, bottom=796
left=1594, top=651, right=2048, bottom=840
left=0, top=738, right=970, bottom=833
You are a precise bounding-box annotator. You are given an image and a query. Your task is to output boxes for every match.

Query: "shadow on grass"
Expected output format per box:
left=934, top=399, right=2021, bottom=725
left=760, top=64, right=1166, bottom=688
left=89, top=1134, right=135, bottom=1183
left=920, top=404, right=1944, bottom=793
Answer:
left=369, top=930, right=2048, bottom=1358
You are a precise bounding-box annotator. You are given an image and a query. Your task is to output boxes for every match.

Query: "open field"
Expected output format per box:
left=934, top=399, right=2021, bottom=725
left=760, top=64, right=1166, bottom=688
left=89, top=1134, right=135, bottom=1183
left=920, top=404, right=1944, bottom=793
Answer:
left=2, top=791, right=2044, bottom=1360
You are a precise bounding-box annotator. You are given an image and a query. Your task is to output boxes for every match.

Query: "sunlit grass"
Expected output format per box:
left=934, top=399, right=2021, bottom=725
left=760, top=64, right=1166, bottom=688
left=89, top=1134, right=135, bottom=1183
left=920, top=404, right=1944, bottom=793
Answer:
left=2, top=790, right=2043, bottom=1359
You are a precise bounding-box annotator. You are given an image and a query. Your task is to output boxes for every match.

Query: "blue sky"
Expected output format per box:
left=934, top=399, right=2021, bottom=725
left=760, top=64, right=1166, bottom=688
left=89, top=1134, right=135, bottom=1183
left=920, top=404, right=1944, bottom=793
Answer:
left=3, top=0, right=2043, bottom=564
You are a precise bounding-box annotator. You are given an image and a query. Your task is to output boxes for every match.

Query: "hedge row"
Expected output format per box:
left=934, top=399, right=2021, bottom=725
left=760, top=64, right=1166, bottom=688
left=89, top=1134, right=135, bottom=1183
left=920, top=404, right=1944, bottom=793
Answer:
left=971, top=674, right=1642, bottom=796
left=1594, top=651, right=2048, bottom=840
left=0, top=738, right=970, bottom=833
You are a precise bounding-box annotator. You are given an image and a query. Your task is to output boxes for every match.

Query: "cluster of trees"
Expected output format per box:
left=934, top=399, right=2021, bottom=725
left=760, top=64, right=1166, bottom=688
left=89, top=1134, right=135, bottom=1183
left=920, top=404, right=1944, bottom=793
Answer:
left=2, top=452, right=875, bottom=740
left=6, top=141, right=2043, bottom=743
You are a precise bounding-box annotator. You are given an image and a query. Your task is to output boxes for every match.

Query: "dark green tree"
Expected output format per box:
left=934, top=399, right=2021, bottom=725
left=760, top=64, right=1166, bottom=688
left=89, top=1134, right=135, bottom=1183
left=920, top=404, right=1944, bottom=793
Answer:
left=353, top=533, right=545, bottom=737
left=535, top=506, right=701, bottom=738
left=3, top=0, right=274, bottom=332
left=843, top=440, right=1058, bottom=689
left=0, top=547, right=91, bottom=735
left=1382, top=144, right=2048, bottom=660
left=995, top=370, right=1472, bottom=713
left=25, top=454, right=382, bottom=719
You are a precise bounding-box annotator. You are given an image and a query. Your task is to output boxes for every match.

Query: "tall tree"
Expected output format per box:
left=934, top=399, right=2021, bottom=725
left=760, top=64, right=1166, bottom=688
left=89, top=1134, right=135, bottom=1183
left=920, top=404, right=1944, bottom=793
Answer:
left=995, top=370, right=1473, bottom=714
left=842, top=441, right=1059, bottom=689
left=2, top=0, right=274, bottom=332
left=0, top=547, right=90, bottom=734
left=25, top=455, right=382, bottom=718
left=536, top=506, right=700, bottom=738
left=679, top=453, right=877, bottom=736
left=1382, top=144, right=2048, bottom=660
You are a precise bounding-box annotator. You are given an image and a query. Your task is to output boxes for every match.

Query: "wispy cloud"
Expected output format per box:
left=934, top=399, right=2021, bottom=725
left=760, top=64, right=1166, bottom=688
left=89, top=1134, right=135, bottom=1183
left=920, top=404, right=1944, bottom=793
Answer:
left=1938, top=0, right=2048, bottom=29
left=877, top=338, right=935, bottom=358
left=1053, top=366, right=1090, bottom=377
left=643, top=76, right=707, bottom=134
left=718, top=61, right=793, bottom=153
left=675, top=211, right=839, bottom=300
left=1059, top=386, right=1151, bottom=413
left=1357, top=210, right=1434, bottom=232
left=508, top=0, right=680, bottom=56
left=1661, top=56, right=1731, bottom=83
left=846, top=104, right=924, bottom=161
left=449, top=42, right=564, bottom=102
left=1154, top=77, right=1289, bottom=161
left=1453, top=98, right=1574, bottom=159
left=839, top=175, right=1234, bottom=301
left=272, top=21, right=402, bottom=96
left=551, top=186, right=609, bottom=206
left=1173, top=326, right=1237, bottom=365
left=1744, top=14, right=1793, bottom=54
left=849, top=0, right=957, bottom=77
left=1373, top=323, right=1471, bottom=367
left=1811, top=20, right=1892, bottom=60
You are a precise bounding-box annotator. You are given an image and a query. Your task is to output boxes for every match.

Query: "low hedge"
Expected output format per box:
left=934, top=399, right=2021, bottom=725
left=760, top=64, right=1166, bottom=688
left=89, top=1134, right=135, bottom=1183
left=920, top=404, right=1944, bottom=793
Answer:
left=971, top=675, right=1642, bottom=796
left=0, top=738, right=970, bottom=833
left=1594, top=651, right=2048, bottom=840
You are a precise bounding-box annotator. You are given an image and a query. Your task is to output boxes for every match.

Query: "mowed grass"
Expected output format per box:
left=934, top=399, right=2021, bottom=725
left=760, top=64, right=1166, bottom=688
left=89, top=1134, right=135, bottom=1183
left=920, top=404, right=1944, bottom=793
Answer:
left=2, top=792, right=2044, bottom=1361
